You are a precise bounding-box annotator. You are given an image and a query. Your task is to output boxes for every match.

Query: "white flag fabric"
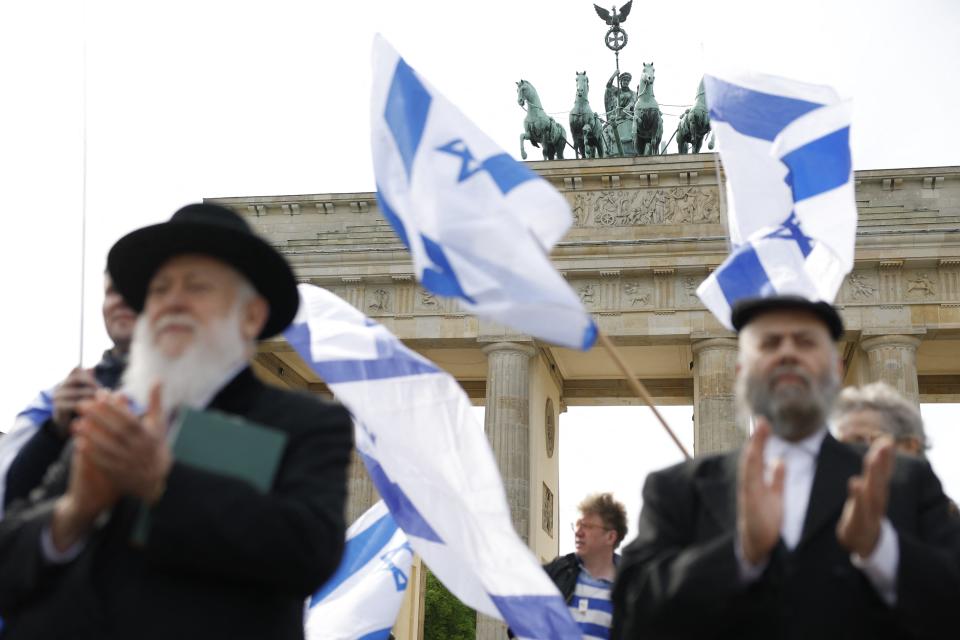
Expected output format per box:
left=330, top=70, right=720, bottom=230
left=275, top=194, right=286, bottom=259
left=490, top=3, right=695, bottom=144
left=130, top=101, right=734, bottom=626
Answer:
left=286, top=284, right=581, bottom=640
left=0, top=388, right=54, bottom=517
left=305, top=501, right=412, bottom=640
left=370, top=34, right=597, bottom=351
left=697, top=71, right=856, bottom=328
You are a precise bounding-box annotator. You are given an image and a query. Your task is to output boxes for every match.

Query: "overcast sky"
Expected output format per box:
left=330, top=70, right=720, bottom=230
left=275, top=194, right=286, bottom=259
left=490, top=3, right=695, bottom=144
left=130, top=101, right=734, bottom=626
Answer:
left=2, top=0, right=959, bottom=547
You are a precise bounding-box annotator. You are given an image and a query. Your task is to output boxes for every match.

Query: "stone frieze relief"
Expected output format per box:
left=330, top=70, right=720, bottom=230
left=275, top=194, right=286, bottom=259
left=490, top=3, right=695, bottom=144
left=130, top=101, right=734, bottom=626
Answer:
left=571, top=186, right=720, bottom=227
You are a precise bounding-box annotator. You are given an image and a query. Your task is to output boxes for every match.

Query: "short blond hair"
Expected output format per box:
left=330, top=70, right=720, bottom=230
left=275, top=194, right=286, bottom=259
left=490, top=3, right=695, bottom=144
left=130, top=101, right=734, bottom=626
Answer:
left=578, top=493, right=628, bottom=547
left=833, top=382, right=927, bottom=449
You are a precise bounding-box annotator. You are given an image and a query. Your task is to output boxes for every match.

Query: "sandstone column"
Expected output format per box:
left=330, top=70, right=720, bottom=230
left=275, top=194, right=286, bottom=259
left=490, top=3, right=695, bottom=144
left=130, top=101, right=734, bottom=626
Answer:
left=476, top=341, right=535, bottom=640
left=344, top=450, right=378, bottom=525
left=692, top=337, right=746, bottom=455
left=860, top=334, right=922, bottom=405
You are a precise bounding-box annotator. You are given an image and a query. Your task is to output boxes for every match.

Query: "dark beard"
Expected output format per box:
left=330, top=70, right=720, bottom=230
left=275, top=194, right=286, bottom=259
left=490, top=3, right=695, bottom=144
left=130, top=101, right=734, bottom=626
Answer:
left=739, top=365, right=840, bottom=441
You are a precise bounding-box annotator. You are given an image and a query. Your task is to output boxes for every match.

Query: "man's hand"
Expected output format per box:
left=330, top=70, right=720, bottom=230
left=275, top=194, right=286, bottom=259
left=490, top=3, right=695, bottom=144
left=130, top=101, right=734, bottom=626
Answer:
left=50, top=423, right=121, bottom=552
left=837, top=436, right=895, bottom=557
left=74, top=384, right=172, bottom=505
left=737, top=420, right=784, bottom=566
left=51, top=367, right=100, bottom=437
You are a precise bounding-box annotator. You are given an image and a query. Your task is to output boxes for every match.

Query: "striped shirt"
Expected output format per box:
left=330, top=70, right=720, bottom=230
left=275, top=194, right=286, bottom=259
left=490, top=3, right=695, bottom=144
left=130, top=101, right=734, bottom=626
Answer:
left=568, top=562, right=615, bottom=639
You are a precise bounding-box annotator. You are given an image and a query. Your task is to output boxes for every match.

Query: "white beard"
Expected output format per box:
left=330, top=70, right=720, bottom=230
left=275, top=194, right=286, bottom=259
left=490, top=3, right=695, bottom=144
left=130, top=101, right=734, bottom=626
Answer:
left=122, top=305, right=250, bottom=419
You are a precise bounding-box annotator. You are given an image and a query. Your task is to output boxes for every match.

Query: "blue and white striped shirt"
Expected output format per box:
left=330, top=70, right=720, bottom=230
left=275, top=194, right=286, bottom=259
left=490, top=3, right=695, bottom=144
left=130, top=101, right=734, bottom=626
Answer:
left=568, top=562, right=615, bottom=639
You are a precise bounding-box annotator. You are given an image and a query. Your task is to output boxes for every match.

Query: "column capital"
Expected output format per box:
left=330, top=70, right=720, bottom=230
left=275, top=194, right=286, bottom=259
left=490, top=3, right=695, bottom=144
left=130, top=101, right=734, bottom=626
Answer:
left=860, top=334, right=923, bottom=352
left=691, top=336, right=739, bottom=355
left=481, top=341, right=537, bottom=358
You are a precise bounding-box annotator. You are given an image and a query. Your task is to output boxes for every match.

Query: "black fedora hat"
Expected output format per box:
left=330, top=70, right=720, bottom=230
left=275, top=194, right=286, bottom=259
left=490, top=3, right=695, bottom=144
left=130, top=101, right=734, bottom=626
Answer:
left=731, top=295, right=844, bottom=341
left=107, top=203, right=298, bottom=339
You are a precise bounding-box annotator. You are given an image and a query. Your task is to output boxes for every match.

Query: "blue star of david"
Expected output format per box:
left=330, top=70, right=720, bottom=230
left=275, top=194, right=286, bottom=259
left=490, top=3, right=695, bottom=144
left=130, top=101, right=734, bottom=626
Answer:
left=764, top=212, right=814, bottom=258
left=435, top=138, right=538, bottom=195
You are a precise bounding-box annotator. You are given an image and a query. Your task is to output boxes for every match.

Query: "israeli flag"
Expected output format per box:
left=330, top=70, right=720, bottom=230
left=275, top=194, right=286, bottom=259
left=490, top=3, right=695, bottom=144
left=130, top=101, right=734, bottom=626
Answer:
left=697, top=71, right=856, bottom=327
left=286, top=284, right=581, bottom=640
left=370, top=35, right=597, bottom=351
left=0, top=388, right=54, bottom=517
left=305, top=501, right=412, bottom=640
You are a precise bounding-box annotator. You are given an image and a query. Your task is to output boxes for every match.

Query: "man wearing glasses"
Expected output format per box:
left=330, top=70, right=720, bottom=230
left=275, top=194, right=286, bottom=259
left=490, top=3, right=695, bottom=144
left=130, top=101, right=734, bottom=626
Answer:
left=546, top=493, right=627, bottom=640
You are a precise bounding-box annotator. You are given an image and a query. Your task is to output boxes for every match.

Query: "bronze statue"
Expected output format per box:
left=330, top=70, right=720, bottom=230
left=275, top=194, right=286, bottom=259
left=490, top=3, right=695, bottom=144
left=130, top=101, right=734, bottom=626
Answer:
left=604, top=71, right=637, bottom=120
left=570, top=72, right=605, bottom=159
left=517, top=79, right=568, bottom=160
left=676, top=77, right=714, bottom=154
left=594, top=2, right=633, bottom=50
left=632, top=62, right=663, bottom=156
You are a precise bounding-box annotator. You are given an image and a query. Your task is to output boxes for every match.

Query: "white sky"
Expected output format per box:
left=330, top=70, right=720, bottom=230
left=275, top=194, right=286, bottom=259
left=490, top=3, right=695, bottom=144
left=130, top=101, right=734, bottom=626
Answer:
left=2, top=1, right=959, bottom=550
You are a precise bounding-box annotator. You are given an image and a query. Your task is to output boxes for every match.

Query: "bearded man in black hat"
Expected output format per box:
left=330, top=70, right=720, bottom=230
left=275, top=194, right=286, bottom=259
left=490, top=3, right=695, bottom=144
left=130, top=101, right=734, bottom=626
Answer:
left=611, top=296, right=960, bottom=639
left=0, top=203, right=353, bottom=640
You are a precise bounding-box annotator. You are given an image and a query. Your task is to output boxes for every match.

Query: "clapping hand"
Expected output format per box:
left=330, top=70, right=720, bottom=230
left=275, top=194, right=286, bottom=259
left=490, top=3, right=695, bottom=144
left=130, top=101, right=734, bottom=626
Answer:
left=737, top=420, right=785, bottom=566
left=837, top=436, right=895, bottom=557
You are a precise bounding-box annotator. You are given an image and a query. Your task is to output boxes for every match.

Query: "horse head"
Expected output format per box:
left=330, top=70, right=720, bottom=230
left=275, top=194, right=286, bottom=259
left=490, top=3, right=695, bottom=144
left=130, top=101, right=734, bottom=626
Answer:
left=695, top=77, right=706, bottom=105
left=575, top=71, right=588, bottom=99
left=516, top=80, right=527, bottom=107
left=640, top=62, right=655, bottom=88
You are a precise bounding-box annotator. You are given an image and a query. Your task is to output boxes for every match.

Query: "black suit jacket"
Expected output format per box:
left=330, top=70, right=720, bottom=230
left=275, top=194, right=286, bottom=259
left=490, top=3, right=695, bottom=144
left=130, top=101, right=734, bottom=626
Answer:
left=611, top=434, right=960, bottom=640
left=0, top=368, right=353, bottom=640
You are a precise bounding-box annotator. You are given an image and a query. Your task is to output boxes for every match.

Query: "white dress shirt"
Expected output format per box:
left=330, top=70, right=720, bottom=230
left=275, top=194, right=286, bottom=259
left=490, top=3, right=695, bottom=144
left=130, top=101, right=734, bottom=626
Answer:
left=738, top=426, right=899, bottom=605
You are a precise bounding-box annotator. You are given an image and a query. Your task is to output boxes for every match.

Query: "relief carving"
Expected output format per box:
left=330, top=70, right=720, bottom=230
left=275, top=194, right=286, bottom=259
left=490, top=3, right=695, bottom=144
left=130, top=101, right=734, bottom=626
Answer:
left=681, top=276, right=700, bottom=300
left=847, top=273, right=877, bottom=300
left=578, top=283, right=597, bottom=306
left=623, top=282, right=651, bottom=306
left=368, top=288, right=390, bottom=312
left=906, top=273, right=937, bottom=298
left=572, top=187, right=720, bottom=227
left=419, top=288, right=438, bottom=307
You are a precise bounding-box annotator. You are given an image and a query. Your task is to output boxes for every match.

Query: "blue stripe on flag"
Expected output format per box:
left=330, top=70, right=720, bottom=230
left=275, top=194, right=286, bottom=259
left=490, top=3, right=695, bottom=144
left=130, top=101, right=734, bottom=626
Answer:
left=285, top=323, right=440, bottom=384
left=385, top=58, right=432, bottom=181
left=421, top=234, right=476, bottom=303
left=309, top=511, right=399, bottom=607
left=704, top=76, right=823, bottom=141
left=359, top=450, right=444, bottom=543
left=490, top=594, right=582, bottom=639
left=479, top=153, right=539, bottom=195
left=376, top=189, right=411, bottom=248
left=357, top=630, right=393, bottom=640
left=780, top=127, right=851, bottom=202
left=715, top=245, right=773, bottom=306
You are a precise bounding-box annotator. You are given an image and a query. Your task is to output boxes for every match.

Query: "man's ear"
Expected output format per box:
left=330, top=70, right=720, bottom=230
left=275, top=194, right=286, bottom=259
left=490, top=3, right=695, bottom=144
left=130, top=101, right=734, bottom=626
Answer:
left=241, top=295, right=269, bottom=341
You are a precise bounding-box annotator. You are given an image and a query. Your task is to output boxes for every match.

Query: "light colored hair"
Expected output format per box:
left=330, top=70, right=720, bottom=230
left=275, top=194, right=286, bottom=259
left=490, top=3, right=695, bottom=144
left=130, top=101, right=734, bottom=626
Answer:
left=578, top=492, right=628, bottom=547
left=832, top=382, right=927, bottom=449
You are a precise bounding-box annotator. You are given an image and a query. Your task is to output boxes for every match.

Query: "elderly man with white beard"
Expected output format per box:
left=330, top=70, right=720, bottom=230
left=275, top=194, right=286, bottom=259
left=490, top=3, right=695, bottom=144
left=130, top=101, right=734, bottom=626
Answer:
left=0, top=203, right=353, bottom=640
left=611, top=296, right=960, bottom=640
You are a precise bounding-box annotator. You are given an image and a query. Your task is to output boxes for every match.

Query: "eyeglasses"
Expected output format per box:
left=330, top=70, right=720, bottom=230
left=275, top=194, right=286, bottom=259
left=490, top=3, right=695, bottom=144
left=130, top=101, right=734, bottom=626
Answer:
left=570, top=519, right=611, bottom=533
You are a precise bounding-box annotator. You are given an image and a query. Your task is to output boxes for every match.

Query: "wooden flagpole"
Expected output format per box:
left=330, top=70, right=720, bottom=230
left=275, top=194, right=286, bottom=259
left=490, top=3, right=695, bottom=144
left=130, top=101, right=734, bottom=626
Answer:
left=597, top=332, right=691, bottom=460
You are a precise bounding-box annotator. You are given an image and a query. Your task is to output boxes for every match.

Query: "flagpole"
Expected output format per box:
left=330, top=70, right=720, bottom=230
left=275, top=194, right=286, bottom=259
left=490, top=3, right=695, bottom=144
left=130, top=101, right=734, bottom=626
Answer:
left=78, top=0, right=88, bottom=365
left=597, top=332, right=691, bottom=460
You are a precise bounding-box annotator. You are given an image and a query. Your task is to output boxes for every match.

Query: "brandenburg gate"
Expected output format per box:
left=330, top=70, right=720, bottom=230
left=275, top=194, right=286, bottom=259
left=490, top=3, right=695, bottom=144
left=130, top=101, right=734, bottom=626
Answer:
left=209, top=154, right=960, bottom=637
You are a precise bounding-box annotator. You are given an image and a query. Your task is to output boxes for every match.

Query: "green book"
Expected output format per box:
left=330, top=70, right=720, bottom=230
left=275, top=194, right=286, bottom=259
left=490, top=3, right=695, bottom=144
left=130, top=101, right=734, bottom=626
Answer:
left=131, top=407, right=289, bottom=545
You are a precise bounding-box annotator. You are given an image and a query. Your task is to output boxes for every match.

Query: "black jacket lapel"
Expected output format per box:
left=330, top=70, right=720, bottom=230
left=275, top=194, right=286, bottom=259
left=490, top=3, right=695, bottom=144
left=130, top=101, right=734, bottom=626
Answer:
left=798, top=434, right=862, bottom=547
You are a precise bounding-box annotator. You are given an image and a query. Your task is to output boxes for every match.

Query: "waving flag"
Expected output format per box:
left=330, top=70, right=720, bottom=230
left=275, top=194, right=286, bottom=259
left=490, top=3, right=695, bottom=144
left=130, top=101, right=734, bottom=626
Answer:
left=305, top=501, right=412, bottom=640
left=697, top=71, right=856, bottom=327
left=0, top=388, right=54, bottom=517
left=370, top=35, right=596, bottom=351
left=286, top=284, right=580, bottom=640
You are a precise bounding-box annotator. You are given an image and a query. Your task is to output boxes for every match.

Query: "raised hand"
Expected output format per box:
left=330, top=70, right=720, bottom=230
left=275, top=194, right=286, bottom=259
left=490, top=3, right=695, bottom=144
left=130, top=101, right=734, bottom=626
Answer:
left=51, top=367, right=100, bottom=437
left=74, top=384, right=172, bottom=505
left=837, top=436, right=895, bottom=557
left=737, top=420, right=785, bottom=566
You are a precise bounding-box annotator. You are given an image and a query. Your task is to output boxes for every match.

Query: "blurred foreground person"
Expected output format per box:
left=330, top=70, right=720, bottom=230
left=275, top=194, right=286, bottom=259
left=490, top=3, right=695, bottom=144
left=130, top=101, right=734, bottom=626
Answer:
left=834, top=382, right=926, bottom=456
left=0, top=204, right=352, bottom=640
left=612, top=296, right=960, bottom=639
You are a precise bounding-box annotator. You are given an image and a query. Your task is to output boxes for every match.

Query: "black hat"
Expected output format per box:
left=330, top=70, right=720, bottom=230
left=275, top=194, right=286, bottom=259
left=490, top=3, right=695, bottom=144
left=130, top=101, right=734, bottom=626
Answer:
left=731, top=295, right=844, bottom=341
left=107, top=203, right=298, bottom=339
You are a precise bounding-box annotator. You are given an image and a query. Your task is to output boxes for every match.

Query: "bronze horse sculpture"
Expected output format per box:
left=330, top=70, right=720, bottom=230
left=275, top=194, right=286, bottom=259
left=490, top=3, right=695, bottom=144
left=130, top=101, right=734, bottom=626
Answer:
left=517, top=79, right=568, bottom=160
left=569, top=72, right=605, bottom=159
left=676, top=77, right=714, bottom=154
left=632, top=62, right=663, bottom=156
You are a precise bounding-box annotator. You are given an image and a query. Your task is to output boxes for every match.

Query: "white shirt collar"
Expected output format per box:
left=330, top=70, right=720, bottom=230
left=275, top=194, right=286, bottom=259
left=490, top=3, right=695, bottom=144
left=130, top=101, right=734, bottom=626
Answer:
left=764, top=426, right=828, bottom=461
